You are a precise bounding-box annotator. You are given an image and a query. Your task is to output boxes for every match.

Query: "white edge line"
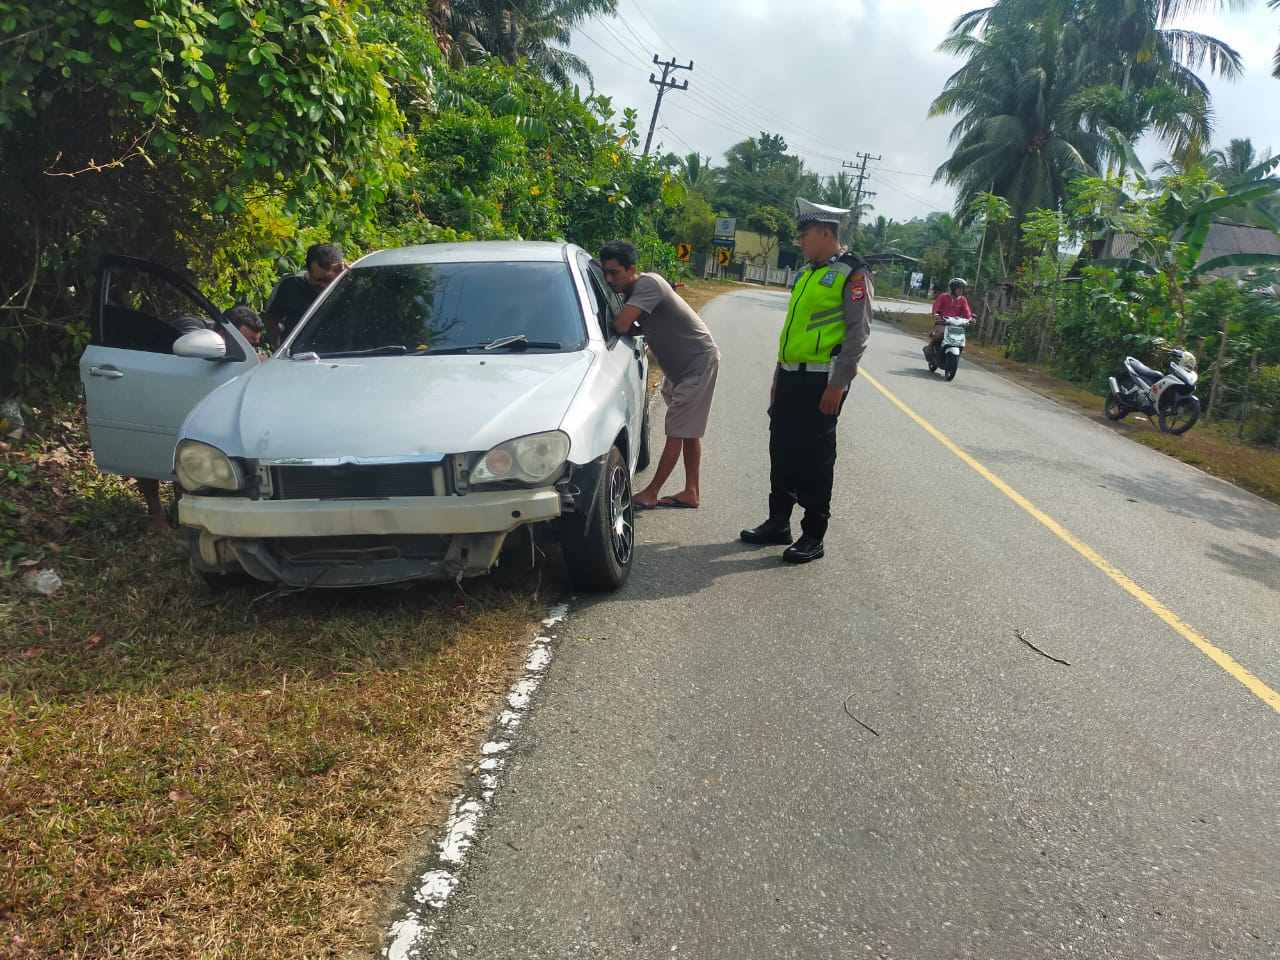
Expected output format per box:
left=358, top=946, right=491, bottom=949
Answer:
left=381, top=601, right=570, bottom=960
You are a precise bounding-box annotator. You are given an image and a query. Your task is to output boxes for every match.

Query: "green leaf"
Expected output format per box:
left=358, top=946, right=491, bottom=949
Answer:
left=94, top=9, right=113, bottom=25
left=1093, top=257, right=1157, bottom=275
left=108, top=35, right=123, bottom=53
left=133, top=19, right=151, bottom=29
left=1192, top=253, right=1280, bottom=276
left=218, top=12, right=237, bottom=29
left=195, top=62, right=215, bottom=81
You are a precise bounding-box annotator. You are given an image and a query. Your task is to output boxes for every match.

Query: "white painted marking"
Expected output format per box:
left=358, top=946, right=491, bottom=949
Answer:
left=506, top=677, right=539, bottom=710
left=413, top=870, right=458, bottom=907
left=380, top=602, right=569, bottom=959
left=439, top=799, right=483, bottom=864
left=525, top=646, right=553, bottom=672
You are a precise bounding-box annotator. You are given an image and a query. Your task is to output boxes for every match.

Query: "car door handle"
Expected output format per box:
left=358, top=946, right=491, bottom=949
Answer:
left=89, top=365, right=124, bottom=379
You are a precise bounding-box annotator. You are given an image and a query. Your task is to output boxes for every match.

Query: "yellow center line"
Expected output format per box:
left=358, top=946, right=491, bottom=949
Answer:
left=860, top=370, right=1280, bottom=715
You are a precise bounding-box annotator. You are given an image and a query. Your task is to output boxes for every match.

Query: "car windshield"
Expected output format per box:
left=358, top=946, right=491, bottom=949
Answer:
left=290, top=260, right=586, bottom=357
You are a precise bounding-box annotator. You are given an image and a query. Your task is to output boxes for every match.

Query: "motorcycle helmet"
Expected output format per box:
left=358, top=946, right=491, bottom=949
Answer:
left=949, top=277, right=968, bottom=292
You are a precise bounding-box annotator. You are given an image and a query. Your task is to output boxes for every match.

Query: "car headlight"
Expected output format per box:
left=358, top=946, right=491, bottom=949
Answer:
left=175, top=440, right=244, bottom=492
left=471, top=431, right=570, bottom=486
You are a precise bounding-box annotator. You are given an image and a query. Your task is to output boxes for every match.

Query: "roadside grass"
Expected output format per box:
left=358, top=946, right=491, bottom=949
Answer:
left=1, top=395, right=556, bottom=959
left=875, top=308, right=1280, bottom=506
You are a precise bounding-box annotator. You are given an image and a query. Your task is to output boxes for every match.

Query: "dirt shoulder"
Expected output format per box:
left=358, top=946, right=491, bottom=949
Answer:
left=1, top=397, right=556, bottom=959
left=875, top=309, right=1280, bottom=507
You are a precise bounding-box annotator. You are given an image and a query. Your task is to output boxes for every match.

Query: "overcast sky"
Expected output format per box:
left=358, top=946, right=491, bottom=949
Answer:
left=569, top=0, right=1280, bottom=223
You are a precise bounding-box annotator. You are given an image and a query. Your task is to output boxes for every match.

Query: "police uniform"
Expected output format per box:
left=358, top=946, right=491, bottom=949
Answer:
left=741, top=207, right=873, bottom=561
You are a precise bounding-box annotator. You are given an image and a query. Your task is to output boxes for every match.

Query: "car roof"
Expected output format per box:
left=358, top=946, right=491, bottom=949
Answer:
left=355, top=241, right=576, bottom=268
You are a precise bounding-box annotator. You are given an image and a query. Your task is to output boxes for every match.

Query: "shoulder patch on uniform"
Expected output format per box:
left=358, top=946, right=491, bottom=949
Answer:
left=848, top=274, right=867, bottom=302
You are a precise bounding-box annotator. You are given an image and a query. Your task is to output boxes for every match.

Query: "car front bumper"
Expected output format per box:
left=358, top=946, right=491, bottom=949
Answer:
left=179, top=490, right=561, bottom=587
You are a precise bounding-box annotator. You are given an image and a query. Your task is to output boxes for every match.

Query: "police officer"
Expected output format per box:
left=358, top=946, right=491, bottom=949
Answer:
left=739, top=199, right=873, bottom=563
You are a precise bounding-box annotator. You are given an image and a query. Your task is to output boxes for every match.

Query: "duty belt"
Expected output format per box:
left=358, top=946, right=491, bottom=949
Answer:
left=778, top=361, right=830, bottom=373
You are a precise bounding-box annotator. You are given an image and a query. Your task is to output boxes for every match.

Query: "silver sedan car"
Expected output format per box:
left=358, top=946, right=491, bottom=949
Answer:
left=80, top=242, right=651, bottom=591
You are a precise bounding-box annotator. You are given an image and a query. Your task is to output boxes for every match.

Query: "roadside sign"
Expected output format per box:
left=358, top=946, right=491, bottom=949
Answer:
left=713, top=217, right=736, bottom=241
left=716, top=247, right=731, bottom=267
left=676, top=242, right=692, bottom=261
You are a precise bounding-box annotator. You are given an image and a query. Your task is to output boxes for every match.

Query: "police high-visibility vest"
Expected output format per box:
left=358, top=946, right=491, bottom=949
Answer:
left=778, top=256, right=862, bottom=365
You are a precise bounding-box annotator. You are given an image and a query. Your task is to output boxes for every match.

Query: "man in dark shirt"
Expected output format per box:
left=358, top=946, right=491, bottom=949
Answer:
left=263, top=243, right=346, bottom=345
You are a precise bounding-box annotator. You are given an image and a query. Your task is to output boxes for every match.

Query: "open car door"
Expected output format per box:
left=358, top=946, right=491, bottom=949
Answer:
left=79, top=256, right=258, bottom=480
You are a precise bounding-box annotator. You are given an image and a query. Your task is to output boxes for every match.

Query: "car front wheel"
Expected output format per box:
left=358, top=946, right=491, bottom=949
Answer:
left=562, top=445, right=634, bottom=591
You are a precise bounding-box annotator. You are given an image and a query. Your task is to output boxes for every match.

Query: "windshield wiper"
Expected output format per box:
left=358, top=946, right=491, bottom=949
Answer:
left=420, top=338, right=564, bottom=355
left=483, top=335, right=562, bottom=351
left=315, top=345, right=409, bottom=358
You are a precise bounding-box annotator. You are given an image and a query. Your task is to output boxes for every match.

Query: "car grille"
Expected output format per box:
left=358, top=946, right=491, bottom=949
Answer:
left=271, top=462, right=445, bottom=500
left=272, top=535, right=449, bottom=564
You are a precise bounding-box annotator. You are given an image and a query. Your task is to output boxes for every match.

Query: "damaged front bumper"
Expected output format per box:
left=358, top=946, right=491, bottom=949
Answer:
left=179, top=490, right=562, bottom=587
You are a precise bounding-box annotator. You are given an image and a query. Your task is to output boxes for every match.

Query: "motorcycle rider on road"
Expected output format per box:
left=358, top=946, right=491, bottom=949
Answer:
left=929, top=278, right=972, bottom=352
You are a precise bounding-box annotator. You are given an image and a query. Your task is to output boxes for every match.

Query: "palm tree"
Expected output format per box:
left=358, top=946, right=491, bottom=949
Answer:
left=1207, top=138, right=1260, bottom=186
left=936, top=0, right=1243, bottom=253
left=931, top=16, right=1103, bottom=236
left=676, top=153, right=716, bottom=196
left=1273, top=0, right=1280, bottom=79
left=444, top=0, right=617, bottom=87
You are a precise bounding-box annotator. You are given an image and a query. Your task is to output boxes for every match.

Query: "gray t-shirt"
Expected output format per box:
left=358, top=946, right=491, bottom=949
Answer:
left=625, top=273, right=718, bottom=383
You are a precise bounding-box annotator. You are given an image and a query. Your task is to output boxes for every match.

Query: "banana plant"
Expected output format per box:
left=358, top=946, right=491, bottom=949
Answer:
left=1092, top=169, right=1280, bottom=333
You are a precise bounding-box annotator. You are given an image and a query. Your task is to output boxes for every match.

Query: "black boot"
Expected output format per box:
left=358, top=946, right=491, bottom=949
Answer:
left=782, top=534, right=825, bottom=564
left=740, top=518, right=793, bottom=545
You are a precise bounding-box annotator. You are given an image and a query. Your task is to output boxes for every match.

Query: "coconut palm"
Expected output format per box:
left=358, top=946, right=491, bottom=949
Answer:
left=1273, top=0, right=1280, bottom=78
left=443, top=0, right=617, bottom=87
left=935, top=0, right=1243, bottom=252
left=676, top=152, right=716, bottom=196
left=931, top=17, right=1103, bottom=234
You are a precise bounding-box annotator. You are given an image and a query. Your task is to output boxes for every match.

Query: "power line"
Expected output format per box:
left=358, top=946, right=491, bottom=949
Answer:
left=616, top=5, right=859, bottom=156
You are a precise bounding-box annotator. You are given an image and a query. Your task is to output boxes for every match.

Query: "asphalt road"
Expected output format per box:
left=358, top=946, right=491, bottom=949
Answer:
left=423, top=289, right=1279, bottom=959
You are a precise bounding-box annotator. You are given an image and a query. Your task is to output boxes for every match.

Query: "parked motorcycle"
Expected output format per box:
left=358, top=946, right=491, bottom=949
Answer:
left=923, top=317, right=971, bottom=381
left=1105, top=350, right=1201, bottom=435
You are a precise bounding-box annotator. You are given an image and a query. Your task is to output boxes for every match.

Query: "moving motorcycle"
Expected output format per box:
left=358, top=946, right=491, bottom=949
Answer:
left=923, top=317, right=971, bottom=382
left=1105, top=350, right=1201, bottom=435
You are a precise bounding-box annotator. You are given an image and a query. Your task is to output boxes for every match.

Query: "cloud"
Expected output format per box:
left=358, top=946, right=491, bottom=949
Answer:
left=572, top=0, right=1280, bottom=221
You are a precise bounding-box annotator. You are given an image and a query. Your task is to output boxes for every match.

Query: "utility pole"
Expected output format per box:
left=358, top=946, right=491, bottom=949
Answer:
left=643, top=55, right=692, bottom=156
left=842, top=152, right=881, bottom=234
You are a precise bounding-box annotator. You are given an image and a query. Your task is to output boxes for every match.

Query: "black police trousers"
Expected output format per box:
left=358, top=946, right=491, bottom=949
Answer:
left=768, top=370, right=844, bottom=540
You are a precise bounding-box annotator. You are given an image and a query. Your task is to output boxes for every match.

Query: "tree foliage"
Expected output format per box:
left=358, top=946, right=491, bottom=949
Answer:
left=0, top=0, right=678, bottom=388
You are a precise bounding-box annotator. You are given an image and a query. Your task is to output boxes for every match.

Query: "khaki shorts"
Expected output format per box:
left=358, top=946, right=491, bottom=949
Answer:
left=660, top=354, right=719, bottom=439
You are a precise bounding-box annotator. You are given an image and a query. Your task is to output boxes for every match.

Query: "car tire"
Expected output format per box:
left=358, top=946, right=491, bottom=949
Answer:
left=636, top=404, right=652, bottom=472
left=562, top=445, right=634, bottom=592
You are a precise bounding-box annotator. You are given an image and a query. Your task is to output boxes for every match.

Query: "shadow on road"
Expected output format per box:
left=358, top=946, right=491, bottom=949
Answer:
left=1205, top=542, right=1280, bottom=593
left=582, top=537, right=810, bottom=603
left=1101, top=471, right=1280, bottom=540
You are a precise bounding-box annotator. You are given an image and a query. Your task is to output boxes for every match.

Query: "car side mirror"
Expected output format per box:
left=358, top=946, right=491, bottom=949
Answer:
left=173, top=328, right=228, bottom=361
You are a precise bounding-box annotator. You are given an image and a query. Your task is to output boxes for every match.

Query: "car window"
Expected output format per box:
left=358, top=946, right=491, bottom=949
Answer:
left=292, top=261, right=587, bottom=357
left=96, top=263, right=220, bottom=355
left=584, top=262, right=619, bottom=344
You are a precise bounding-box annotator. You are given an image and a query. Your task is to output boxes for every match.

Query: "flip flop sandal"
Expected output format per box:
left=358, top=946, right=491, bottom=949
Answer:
left=655, top=497, right=698, bottom=509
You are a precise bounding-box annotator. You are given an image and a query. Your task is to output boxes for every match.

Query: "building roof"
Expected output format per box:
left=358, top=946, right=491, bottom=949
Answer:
left=1100, top=220, right=1280, bottom=277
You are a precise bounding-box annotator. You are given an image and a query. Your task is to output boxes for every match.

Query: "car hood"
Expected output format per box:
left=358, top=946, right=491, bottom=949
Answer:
left=184, top=352, right=594, bottom=461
